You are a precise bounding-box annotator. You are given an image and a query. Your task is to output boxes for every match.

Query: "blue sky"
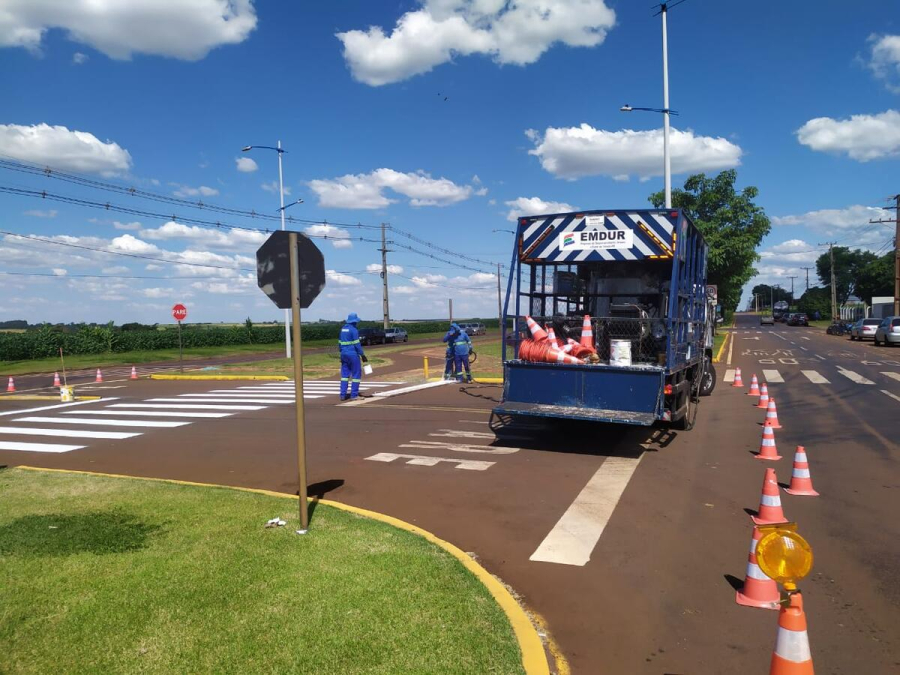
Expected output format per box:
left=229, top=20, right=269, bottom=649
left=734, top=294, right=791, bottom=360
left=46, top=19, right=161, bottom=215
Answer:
left=1, top=0, right=899, bottom=324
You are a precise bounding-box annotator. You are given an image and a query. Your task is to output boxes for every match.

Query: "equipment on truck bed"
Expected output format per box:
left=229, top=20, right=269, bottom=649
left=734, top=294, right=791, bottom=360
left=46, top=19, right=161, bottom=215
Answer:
left=493, top=208, right=714, bottom=430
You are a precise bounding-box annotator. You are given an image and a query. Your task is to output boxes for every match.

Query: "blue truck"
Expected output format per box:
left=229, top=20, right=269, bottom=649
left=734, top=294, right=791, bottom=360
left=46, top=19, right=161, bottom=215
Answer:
left=493, top=208, right=716, bottom=430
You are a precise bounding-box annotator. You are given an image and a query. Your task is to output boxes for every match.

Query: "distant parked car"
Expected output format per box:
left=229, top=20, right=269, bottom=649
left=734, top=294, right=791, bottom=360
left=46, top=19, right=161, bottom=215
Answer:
left=850, top=318, right=881, bottom=341
left=464, top=322, right=486, bottom=336
left=358, top=327, right=386, bottom=346
left=788, top=313, right=808, bottom=326
left=384, top=327, right=408, bottom=343
left=874, top=316, right=900, bottom=347
left=760, top=314, right=775, bottom=326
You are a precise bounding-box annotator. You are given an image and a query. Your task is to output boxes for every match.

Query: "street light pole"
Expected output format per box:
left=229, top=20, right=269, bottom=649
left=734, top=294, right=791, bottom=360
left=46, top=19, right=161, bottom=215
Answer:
left=244, top=142, right=292, bottom=359
left=661, top=2, right=672, bottom=208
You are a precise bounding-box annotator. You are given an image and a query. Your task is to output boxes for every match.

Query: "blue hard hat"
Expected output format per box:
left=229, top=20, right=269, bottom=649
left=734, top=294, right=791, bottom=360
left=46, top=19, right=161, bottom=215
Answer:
left=347, top=312, right=360, bottom=324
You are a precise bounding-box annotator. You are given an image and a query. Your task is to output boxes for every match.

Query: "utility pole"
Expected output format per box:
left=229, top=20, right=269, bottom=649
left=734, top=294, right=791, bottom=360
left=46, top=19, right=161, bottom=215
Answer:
left=379, top=223, right=391, bottom=329
left=449, top=299, right=453, bottom=324
left=801, top=267, right=812, bottom=293
left=786, top=275, right=797, bottom=306
left=660, top=2, right=672, bottom=208
left=819, top=242, right=838, bottom=321
left=869, top=194, right=900, bottom=316
left=496, top=263, right=503, bottom=324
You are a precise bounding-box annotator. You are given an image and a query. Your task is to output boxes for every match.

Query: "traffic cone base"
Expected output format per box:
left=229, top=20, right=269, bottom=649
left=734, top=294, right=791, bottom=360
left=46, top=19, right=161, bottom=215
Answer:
left=757, top=425, right=782, bottom=461
left=752, top=467, right=788, bottom=525
left=785, top=446, right=819, bottom=496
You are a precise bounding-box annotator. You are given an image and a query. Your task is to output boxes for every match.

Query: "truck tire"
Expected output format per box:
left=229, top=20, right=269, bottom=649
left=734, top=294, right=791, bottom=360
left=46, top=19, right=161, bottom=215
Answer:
left=700, top=357, right=716, bottom=396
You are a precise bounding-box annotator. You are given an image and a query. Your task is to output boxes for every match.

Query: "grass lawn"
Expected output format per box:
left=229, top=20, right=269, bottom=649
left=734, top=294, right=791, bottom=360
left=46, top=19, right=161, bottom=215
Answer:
left=0, top=343, right=284, bottom=377
left=219, top=353, right=392, bottom=379
left=713, top=331, right=727, bottom=359
left=0, top=468, right=524, bottom=675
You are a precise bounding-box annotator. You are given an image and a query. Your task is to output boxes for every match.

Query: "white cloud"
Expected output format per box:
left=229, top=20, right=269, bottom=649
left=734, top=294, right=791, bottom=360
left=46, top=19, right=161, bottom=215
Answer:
left=304, top=224, right=353, bottom=249
left=141, top=221, right=265, bottom=249
left=113, top=220, right=142, bottom=230
left=757, top=239, right=821, bottom=266
left=102, top=266, right=130, bottom=274
left=0, top=123, right=131, bottom=175
left=52, top=268, right=67, bottom=276
left=326, top=270, right=362, bottom=286
left=366, top=263, right=404, bottom=274
left=72, top=51, right=88, bottom=64
left=191, top=274, right=256, bottom=295
left=527, top=124, right=742, bottom=180
left=172, top=184, right=219, bottom=198
left=475, top=187, right=488, bottom=197
left=867, top=34, right=900, bottom=93
left=1, top=0, right=257, bottom=61
left=261, top=180, right=291, bottom=196
left=109, top=234, right=160, bottom=255
left=505, top=196, right=577, bottom=222
left=772, top=205, right=884, bottom=230
left=337, top=0, right=616, bottom=86
left=23, top=209, right=57, bottom=218
left=145, top=264, right=163, bottom=271
left=235, top=156, right=258, bottom=172
left=309, top=168, right=472, bottom=209
left=796, top=110, right=900, bottom=161
left=143, top=287, right=174, bottom=298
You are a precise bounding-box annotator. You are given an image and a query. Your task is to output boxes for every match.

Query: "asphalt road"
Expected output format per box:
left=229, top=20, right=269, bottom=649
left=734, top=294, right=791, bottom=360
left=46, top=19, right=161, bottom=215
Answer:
left=1, top=314, right=897, bottom=673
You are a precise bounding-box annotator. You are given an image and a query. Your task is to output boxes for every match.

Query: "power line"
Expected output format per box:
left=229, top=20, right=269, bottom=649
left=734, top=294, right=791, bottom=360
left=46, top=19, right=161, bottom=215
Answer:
left=0, top=271, right=243, bottom=280
left=390, top=225, right=494, bottom=269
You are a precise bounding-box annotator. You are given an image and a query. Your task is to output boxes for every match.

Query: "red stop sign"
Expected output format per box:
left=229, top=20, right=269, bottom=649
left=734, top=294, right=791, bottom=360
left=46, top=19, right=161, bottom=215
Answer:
left=172, top=303, right=188, bottom=321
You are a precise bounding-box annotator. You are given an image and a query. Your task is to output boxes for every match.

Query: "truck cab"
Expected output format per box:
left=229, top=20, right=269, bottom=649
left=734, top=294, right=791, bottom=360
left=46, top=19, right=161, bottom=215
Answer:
left=493, top=208, right=713, bottom=430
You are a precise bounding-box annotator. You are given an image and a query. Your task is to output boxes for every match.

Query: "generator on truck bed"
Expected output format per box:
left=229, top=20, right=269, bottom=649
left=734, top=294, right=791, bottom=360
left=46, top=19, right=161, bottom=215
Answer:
left=493, top=208, right=715, bottom=430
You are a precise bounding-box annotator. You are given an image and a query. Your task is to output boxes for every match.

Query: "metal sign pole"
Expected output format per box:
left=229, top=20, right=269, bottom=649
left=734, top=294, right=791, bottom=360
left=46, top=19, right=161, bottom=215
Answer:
left=288, top=232, right=309, bottom=533
left=178, top=320, right=183, bottom=373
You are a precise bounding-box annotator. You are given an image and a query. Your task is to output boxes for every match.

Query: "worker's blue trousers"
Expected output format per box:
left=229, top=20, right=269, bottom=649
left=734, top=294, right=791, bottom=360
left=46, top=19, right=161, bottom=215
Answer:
left=455, top=354, right=471, bottom=382
left=340, top=353, right=362, bottom=398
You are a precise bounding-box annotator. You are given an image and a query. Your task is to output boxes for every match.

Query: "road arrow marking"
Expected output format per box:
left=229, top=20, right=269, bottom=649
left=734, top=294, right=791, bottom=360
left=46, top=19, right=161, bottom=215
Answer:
left=401, top=441, right=519, bottom=454
left=365, top=452, right=494, bottom=470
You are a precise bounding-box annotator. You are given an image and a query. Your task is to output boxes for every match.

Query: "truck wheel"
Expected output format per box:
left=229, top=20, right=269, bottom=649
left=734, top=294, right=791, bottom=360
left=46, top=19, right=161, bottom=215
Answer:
left=700, top=357, right=716, bottom=396
left=672, top=394, right=694, bottom=430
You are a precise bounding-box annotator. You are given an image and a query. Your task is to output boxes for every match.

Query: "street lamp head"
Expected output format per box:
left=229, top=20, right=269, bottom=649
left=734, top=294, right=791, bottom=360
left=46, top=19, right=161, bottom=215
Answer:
left=241, top=145, right=252, bottom=152
left=620, top=104, right=633, bottom=112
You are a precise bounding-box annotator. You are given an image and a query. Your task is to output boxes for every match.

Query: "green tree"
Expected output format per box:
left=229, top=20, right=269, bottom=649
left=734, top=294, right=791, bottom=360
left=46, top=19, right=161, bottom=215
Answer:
left=797, top=286, right=831, bottom=317
left=650, top=170, right=771, bottom=312
left=815, top=247, right=882, bottom=305
left=244, top=317, right=254, bottom=343
left=750, top=283, right=791, bottom=309
left=855, top=251, right=894, bottom=303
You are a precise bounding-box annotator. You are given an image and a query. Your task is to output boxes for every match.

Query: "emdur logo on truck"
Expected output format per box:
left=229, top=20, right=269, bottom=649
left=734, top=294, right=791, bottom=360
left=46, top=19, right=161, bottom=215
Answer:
left=559, top=226, right=634, bottom=251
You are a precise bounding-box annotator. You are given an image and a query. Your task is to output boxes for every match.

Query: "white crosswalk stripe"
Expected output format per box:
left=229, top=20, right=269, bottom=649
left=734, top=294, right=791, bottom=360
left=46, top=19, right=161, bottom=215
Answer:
left=65, top=410, right=232, bottom=418
left=0, top=426, right=139, bottom=440
left=149, top=397, right=294, bottom=404
left=0, top=440, right=85, bottom=453
left=836, top=368, right=874, bottom=385
left=881, top=372, right=900, bottom=383
left=107, top=403, right=265, bottom=411
left=762, top=369, right=784, bottom=383
left=724, top=369, right=735, bottom=383
left=801, top=371, right=830, bottom=384
left=15, top=416, right=189, bottom=428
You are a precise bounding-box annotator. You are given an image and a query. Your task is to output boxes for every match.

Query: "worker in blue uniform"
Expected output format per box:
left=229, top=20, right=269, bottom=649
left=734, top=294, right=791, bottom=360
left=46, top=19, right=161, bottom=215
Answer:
left=442, top=323, right=472, bottom=383
left=338, top=312, right=367, bottom=400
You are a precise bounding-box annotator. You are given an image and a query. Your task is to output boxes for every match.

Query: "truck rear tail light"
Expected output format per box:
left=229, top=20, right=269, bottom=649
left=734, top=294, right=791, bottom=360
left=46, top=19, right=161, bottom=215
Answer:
left=664, top=384, right=673, bottom=395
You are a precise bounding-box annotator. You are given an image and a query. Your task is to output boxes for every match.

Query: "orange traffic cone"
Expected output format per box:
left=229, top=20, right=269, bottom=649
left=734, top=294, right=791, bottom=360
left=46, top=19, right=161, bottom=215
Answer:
left=579, top=315, right=596, bottom=353
left=53, top=372, right=61, bottom=387
left=546, top=346, right=583, bottom=365
left=763, top=398, right=782, bottom=429
left=525, top=316, right=549, bottom=342
left=752, top=468, right=788, bottom=525
left=546, top=325, right=561, bottom=349
left=770, top=592, right=814, bottom=674
left=6, top=376, right=15, bottom=392
left=95, top=368, right=103, bottom=383
left=756, top=383, right=770, bottom=409
left=747, top=374, right=761, bottom=396
left=736, top=525, right=780, bottom=610
left=784, top=446, right=819, bottom=496
left=130, top=366, right=138, bottom=380
left=757, top=425, right=782, bottom=461
left=732, top=367, right=744, bottom=387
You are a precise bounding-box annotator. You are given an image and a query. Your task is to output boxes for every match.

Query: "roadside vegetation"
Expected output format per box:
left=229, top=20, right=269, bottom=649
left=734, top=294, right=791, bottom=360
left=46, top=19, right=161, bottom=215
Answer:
left=0, top=468, right=524, bottom=674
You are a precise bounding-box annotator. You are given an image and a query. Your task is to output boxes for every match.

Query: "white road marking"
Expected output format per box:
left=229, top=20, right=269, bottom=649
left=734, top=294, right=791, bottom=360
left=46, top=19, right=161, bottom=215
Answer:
left=107, top=403, right=265, bottom=411
left=459, top=420, right=490, bottom=425
left=742, top=337, right=760, bottom=341
left=15, top=416, right=190, bottom=428
left=345, top=380, right=453, bottom=406
left=79, top=385, right=127, bottom=390
left=365, top=452, right=494, bottom=470
left=148, top=397, right=293, bottom=404
left=763, top=369, right=784, bottom=383
left=0, top=440, right=85, bottom=453
left=801, top=371, right=830, bottom=384
left=530, top=455, right=643, bottom=566
left=836, top=368, right=874, bottom=385
left=430, top=429, right=495, bottom=439
left=64, top=410, right=232, bottom=418
left=0, top=398, right=117, bottom=417
left=205, top=391, right=294, bottom=397
left=724, top=369, right=735, bottom=383
left=881, top=372, right=900, bottom=383
left=400, top=441, right=519, bottom=455
left=881, top=390, right=900, bottom=404
left=800, top=347, right=808, bottom=351
left=815, top=354, right=826, bottom=361
left=727, top=332, right=734, bottom=365
left=0, top=426, right=139, bottom=440
left=800, top=337, right=810, bottom=341
left=773, top=333, right=787, bottom=341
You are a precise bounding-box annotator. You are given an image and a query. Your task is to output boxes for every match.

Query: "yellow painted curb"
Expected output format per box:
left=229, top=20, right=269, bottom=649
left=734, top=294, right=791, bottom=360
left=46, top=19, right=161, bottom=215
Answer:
left=0, top=395, right=101, bottom=401
left=149, top=374, right=289, bottom=381
left=713, top=331, right=730, bottom=364
left=15, top=466, right=551, bottom=675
